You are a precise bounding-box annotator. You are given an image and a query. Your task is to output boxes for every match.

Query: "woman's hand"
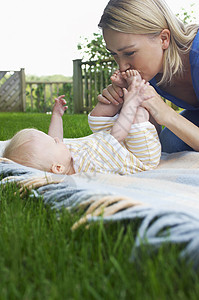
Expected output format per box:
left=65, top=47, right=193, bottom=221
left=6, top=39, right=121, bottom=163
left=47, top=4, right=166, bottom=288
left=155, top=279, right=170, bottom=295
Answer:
left=141, top=86, right=175, bottom=126
left=97, top=83, right=124, bottom=106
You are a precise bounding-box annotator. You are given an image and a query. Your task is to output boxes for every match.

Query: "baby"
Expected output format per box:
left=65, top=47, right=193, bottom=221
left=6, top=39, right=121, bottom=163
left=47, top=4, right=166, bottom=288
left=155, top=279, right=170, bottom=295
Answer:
left=3, top=70, right=161, bottom=175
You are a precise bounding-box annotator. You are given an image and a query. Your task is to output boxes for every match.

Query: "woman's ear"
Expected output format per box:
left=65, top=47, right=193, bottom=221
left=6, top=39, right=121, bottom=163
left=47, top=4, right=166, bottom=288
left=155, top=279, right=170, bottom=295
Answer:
left=160, top=29, right=170, bottom=50
left=51, top=163, right=65, bottom=174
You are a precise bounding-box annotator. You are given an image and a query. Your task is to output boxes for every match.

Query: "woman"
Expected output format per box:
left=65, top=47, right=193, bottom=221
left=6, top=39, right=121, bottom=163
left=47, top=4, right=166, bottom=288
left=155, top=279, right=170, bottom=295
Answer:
left=97, top=0, right=199, bottom=153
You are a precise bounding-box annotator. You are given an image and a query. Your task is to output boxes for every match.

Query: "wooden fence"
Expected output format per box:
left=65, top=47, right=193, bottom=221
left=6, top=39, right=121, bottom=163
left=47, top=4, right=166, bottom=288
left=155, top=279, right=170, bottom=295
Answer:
left=73, top=58, right=116, bottom=113
left=25, top=81, right=73, bottom=113
left=0, top=69, right=26, bottom=112
left=25, top=57, right=116, bottom=114
left=0, top=59, right=116, bottom=113
left=0, top=62, right=178, bottom=114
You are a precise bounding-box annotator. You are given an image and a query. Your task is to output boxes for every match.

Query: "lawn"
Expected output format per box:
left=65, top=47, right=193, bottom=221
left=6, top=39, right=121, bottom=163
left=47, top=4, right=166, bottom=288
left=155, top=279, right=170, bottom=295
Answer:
left=0, top=112, right=199, bottom=300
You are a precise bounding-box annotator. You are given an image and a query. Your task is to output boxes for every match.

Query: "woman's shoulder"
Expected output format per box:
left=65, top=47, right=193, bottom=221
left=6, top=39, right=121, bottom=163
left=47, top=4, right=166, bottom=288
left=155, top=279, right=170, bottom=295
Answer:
left=189, top=29, right=199, bottom=100
left=190, top=29, right=199, bottom=66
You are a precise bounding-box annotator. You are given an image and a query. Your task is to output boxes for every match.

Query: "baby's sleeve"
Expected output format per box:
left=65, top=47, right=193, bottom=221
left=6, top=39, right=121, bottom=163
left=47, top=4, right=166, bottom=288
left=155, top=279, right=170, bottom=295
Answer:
left=88, top=113, right=119, bottom=133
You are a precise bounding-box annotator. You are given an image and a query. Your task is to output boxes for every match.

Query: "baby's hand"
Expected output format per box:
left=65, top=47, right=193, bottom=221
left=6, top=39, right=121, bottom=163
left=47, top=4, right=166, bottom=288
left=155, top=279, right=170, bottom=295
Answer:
left=53, top=95, right=68, bottom=117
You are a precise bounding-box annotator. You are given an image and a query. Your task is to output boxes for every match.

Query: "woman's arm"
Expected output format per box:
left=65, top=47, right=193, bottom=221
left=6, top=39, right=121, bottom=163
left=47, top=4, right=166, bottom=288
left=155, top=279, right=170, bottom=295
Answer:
left=90, top=101, right=122, bottom=117
left=142, top=92, right=199, bottom=151
left=165, top=109, right=199, bottom=151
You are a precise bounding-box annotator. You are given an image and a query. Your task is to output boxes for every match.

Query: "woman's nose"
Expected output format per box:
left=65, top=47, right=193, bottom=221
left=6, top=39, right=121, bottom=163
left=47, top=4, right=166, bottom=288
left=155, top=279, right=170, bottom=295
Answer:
left=118, top=59, right=131, bottom=72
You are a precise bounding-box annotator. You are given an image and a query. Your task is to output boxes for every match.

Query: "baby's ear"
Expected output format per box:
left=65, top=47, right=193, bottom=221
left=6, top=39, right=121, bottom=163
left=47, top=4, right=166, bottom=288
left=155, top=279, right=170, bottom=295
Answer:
left=51, top=163, right=65, bottom=174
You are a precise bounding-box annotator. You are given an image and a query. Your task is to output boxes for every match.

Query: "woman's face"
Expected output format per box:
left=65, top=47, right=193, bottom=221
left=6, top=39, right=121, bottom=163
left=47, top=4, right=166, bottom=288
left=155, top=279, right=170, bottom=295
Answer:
left=103, top=28, right=165, bottom=82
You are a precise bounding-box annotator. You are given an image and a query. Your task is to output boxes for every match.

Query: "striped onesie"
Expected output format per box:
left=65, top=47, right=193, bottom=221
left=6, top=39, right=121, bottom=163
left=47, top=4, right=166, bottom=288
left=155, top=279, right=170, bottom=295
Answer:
left=63, top=114, right=161, bottom=175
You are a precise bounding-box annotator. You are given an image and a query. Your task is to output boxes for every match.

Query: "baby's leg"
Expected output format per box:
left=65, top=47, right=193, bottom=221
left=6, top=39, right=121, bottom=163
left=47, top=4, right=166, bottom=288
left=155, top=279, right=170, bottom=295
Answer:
left=124, top=72, right=149, bottom=123
left=134, top=106, right=149, bottom=123
left=110, top=70, right=128, bottom=88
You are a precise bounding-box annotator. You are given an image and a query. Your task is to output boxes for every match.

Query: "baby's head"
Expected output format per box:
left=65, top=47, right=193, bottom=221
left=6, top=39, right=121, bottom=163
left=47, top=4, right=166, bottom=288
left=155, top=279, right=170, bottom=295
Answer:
left=3, top=128, right=73, bottom=174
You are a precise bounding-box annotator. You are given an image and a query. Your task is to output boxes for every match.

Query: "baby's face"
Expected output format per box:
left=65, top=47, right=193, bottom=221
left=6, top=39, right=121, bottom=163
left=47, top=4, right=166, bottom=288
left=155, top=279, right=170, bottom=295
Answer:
left=30, top=131, right=72, bottom=173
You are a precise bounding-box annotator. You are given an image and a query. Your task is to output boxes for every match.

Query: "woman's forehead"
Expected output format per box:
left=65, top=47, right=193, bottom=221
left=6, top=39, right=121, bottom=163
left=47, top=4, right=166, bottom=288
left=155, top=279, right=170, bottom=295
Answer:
left=104, top=29, right=146, bottom=50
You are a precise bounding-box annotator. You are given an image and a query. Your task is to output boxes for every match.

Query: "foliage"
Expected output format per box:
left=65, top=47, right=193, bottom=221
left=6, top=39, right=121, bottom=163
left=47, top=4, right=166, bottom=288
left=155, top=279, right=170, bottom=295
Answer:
left=25, top=74, right=73, bottom=113
left=77, top=32, right=113, bottom=61
left=176, top=3, right=197, bottom=24
left=26, top=74, right=72, bottom=82
left=25, top=82, right=73, bottom=114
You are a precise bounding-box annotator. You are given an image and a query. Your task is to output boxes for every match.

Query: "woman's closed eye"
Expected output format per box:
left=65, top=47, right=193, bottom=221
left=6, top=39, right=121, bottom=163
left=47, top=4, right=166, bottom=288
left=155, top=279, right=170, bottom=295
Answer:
left=124, top=51, right=135, bottom=56
left=109, top=51, right=135, bottom=57
left=109, top=51, right=117, bottom=57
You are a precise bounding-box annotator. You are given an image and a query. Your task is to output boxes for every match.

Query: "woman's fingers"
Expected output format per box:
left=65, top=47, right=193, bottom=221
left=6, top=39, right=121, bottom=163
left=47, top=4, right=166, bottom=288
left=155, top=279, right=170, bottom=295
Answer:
left=98, top=84, right=124, bottom=105
left=97, top=94, right=111, bottom=104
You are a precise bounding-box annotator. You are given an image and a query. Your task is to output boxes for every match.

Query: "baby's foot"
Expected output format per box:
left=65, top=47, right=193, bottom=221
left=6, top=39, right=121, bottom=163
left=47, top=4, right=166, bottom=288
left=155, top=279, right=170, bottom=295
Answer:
left=121, top=69, right=142, bottom=88
left=110, top=70, right=128, bottom=88
left=123, top=77, right=150, bottom=123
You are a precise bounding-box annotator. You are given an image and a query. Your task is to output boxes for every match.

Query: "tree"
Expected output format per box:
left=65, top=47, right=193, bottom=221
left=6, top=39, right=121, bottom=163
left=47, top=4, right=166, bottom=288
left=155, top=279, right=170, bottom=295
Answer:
left=77, top=32, right=112, bottom=61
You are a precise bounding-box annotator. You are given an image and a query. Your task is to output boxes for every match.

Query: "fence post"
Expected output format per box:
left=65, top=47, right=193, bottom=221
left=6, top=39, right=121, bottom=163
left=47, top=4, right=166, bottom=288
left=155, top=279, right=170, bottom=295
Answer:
left=20, top=68, right=26, bottom=112
left=73, top=59, right=83, bottom=113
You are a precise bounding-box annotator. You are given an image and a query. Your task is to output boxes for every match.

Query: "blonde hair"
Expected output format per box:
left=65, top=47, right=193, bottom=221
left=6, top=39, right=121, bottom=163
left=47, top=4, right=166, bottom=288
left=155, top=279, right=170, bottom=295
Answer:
left=99, top=0, right=199, bottom=85
left=3, top=128, right=51, bottom=172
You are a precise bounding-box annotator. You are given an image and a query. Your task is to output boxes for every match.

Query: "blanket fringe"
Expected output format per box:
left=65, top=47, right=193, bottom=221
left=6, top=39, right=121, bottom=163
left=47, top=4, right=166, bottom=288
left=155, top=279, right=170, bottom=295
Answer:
left=18, top=175, right=62, bottom=193
left=71, top=195, right=142, bottom=230
left=0, top=157, right=13, bottom=164
left=3, top=172, right=143, bottom=228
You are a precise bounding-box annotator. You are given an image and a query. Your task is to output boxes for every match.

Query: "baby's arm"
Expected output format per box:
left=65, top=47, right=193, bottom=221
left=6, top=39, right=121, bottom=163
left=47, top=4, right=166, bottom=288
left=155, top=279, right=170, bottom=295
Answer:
left=48, top=95, right=68, bottom=141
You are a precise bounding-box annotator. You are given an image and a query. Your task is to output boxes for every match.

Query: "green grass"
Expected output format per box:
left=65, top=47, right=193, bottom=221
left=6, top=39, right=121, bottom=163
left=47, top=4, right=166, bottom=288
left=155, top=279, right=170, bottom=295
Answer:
left=0, top=112, right=199, bottom=299
left=0, top=112, right=92, bottom=140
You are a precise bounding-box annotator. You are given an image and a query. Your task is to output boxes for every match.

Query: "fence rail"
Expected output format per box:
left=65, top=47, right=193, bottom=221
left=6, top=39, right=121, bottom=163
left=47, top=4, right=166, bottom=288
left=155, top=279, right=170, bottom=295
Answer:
left=26, top=81, right=73, bottom=113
